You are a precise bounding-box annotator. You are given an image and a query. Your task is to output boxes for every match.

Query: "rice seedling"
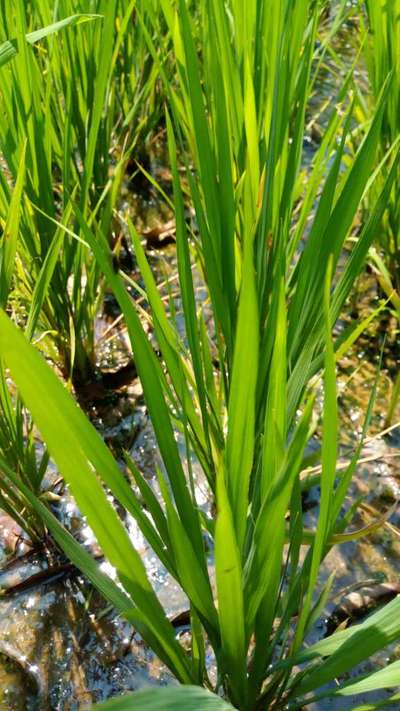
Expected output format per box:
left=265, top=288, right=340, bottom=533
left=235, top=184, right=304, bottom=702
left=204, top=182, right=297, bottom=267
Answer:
left=0, top=2, right=164, bottom=384
left=0, top=0, right=399, bottom=709
left=0, top=9, right=122, bottom=545
left=352, top=0, right=400, bottom=429
left=355, top=0, right=400, bottom=306
left=0, top=373, right=49, bottom=546
left=0, top=7, right=98, bottom=381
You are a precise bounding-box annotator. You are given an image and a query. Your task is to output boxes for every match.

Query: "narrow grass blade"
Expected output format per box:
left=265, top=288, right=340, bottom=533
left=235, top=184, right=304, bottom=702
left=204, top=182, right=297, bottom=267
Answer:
left=0, top=143, right=26, bottom=307
left=330, top=659, right=400, bottom=697
left=293, top=258, right=337, bottom=648
left=225, top=225, right=259, bottom=549
left=0, top=14, right=100, bottom=68
left=88, top=686, right=235, bottom=710
left=288, top=596, right=400, bottom=697
left=215, top=466, right=248, bottom=708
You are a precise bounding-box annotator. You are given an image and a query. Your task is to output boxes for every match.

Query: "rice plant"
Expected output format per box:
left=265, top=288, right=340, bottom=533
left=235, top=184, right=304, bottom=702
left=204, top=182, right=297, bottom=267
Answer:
left=353, top=0, right=400, bottom=429
left=0, top=2, right=164, bottom=384
left=0, top=1, right=400, bottom=708
left=0, top=375, right=49, bottom=546
left=0, top=1, right=399, bottom=709
left=357, top=0, right=400, bottom=311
